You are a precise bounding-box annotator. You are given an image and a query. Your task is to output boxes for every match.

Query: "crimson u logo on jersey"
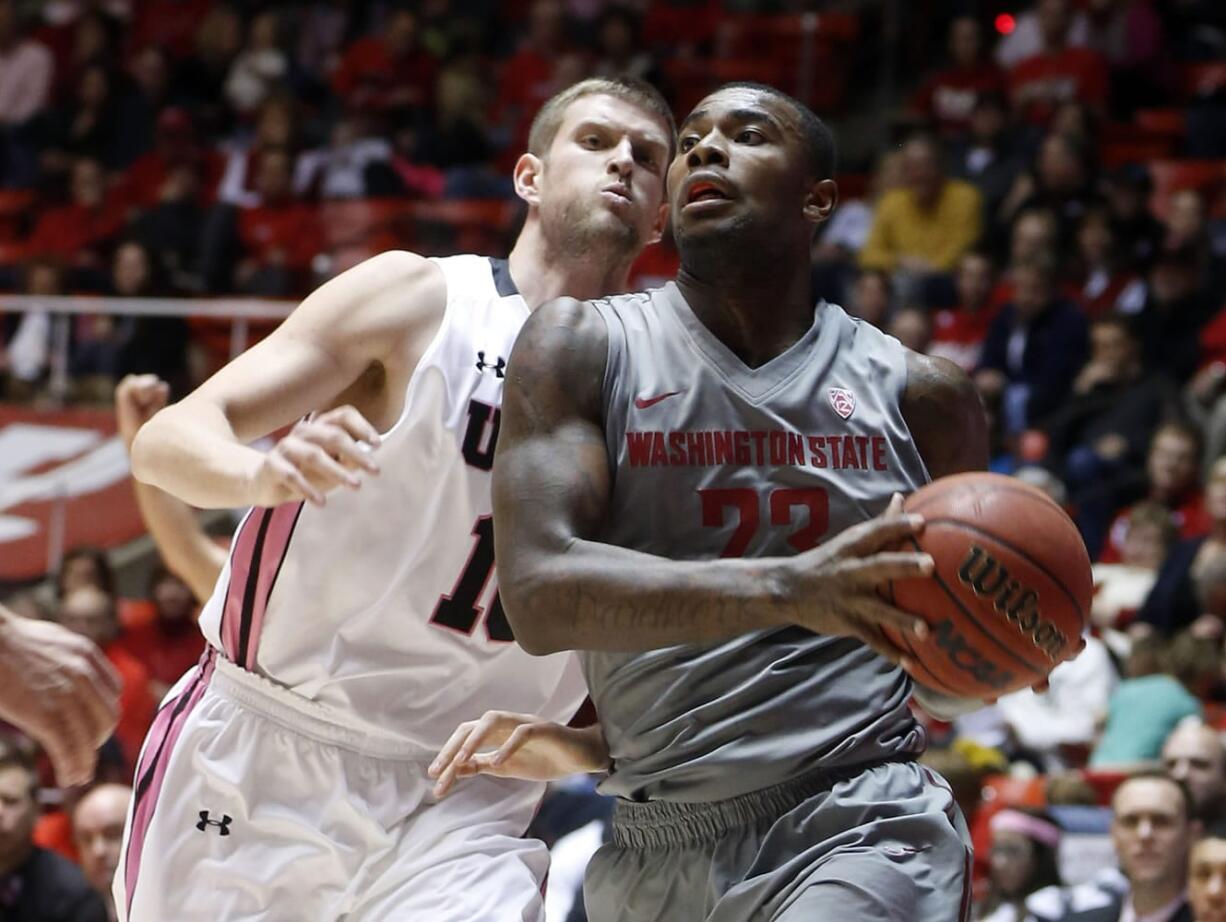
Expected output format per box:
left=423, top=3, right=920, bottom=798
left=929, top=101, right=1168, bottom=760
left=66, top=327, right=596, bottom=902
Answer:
left=461, top=399, right=500, bottom=471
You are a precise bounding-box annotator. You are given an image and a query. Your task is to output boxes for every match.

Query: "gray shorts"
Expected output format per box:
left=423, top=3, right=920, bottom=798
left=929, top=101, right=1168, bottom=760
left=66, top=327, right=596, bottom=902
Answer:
left=583, top=759, right=971, bottom=922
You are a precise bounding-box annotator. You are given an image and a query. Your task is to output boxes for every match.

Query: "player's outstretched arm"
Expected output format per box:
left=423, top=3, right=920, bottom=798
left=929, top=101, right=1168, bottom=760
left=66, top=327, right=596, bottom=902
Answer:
left=130, top=251, right=446, bottom=510
left=0, top=605, right=120, bottom=787
left=427, top=712, right=610, bottom=797
left=117, top=375, right=228, bottom=602
left=493, top=299, right=935, bottom=658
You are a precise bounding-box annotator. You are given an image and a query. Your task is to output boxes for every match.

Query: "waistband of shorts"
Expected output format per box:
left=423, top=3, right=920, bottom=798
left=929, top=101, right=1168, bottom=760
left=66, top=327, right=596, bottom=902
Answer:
left=208, top=651, right=436, bottom=761
left=610, top=756, right=916, bottom=849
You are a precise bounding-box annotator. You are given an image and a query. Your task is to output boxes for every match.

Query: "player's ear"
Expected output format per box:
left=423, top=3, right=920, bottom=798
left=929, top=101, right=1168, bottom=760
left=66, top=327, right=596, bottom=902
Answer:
left=513, top=153, right=544, bottom=207
left=646, top=201, right=669, bottom=247
left=802, top=178, right=838, bottom=226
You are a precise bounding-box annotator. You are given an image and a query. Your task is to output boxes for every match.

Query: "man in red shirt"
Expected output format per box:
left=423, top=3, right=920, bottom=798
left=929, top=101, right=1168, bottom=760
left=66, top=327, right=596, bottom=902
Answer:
left=232, top=147, right=323, bottom=296
left=331, top=7, right=437, bottom=117
left=26, top=156, right=125, bottom=268
left=1008, top=0, right=1110, bottom=126
left=911, top=16, right=1007, bottom=137
left=116, top=568, right=204, bottom=704
left=1099, top=422, right=1210, bottom=562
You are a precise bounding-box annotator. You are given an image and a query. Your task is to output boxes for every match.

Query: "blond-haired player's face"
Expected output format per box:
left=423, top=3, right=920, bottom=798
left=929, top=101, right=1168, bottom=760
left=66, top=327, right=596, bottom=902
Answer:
left=536, top=94, right=669, bottom=258
left=1191, top=838, right=1226, bottom=922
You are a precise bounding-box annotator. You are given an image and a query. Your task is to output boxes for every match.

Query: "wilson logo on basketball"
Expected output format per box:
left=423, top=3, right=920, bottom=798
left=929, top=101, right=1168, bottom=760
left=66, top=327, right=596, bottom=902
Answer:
left=827, top=387, right=855, bottom=420
left=956, top=545, right=1068, bottom=660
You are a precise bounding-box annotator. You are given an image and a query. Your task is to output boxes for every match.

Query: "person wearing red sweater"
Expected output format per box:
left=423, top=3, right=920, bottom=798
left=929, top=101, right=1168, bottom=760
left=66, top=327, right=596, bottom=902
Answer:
left=930, top=250, right=1000, bottom=372
left=331, top=8, right=437, bottom=116
left=1100, top=422, right=1210, bottom=563
left=26, top=156, right=125, bottom=268
left=1008, top=0, right=1110, bottom=126
left=911, top=16, right=1007, bottom=137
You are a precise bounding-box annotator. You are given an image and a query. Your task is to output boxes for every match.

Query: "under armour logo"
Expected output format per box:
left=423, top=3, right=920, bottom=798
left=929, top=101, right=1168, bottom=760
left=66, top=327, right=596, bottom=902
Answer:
left=196, top=811, right=232, bottom=835
left=475, top=352, right=506, bottom=378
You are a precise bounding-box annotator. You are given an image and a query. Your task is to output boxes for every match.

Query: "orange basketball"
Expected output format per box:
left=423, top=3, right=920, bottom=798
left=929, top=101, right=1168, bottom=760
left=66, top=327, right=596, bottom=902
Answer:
left=882, top=472, right=1093, bottom=699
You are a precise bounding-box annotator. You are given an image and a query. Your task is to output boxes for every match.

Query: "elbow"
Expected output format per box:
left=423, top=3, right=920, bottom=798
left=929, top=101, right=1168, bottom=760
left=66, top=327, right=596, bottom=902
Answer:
left=500, top=573, right=567, bottom=657
left=128, top=420, right=161, bottom=485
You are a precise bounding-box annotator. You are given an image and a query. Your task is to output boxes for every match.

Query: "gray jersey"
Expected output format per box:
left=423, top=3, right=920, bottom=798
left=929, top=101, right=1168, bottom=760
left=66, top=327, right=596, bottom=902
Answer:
left=584, top=282, right=931, bottom=802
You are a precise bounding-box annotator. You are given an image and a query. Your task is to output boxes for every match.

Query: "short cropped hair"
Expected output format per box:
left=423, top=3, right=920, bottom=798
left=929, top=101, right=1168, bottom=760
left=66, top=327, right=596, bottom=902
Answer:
left=0, top=737, right=37, bottom=800
left=527, top=76, right=676, bottom=161
left=1115, top=769, right=1196, bottom=822
left=721, top=81, right=837, bottom=179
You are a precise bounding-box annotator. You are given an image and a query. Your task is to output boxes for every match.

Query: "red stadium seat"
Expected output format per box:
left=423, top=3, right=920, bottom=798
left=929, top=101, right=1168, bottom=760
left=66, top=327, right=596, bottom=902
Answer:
left=1080, top=769, right=1130, bottom=806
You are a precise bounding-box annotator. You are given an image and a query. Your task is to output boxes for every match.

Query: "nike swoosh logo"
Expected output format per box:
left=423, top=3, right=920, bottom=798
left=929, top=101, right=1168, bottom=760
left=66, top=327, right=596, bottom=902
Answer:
left=634, top=391, right=683, bottom=410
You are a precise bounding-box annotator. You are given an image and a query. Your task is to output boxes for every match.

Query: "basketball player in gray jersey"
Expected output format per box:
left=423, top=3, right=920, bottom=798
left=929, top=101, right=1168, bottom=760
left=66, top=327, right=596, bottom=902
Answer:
left=480, top=83, right=1001, bottom=921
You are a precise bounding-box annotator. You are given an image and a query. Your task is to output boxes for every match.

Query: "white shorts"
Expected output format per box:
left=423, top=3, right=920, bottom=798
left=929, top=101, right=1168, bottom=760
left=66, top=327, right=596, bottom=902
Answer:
left=115, top=651, right=549, bottom=921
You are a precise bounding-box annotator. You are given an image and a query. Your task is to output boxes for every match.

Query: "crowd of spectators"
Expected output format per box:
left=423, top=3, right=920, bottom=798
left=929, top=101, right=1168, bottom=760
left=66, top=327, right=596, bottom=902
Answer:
left=0, top=0, right=1225, bottom=919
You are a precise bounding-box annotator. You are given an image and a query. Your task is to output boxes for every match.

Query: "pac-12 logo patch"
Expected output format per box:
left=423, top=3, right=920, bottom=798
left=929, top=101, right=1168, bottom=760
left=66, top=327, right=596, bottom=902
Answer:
left=828, top=387, right=856, bottom=420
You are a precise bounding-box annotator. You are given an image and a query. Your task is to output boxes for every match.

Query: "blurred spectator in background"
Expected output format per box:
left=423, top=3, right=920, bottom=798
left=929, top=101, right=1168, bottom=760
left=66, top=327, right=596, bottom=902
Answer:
left=888, top=306, right=932, bottom=354
left=1131, top=244, right=1216, bottom=383
left=0, top=739, right=106, bottom=921
left=592, top=6, right=660, bottom=86
left=1091, top=634, right=1204, bottom=766
left=174, top=3, right=241, bottom=138
left=910, top=16, right=1006, bottom=138
left=1189, top=836, right=1226, bottom=922
left=2, top=258, right=64, bottom=395
left=844, top=267, right=892, bottom=328
left=975, top=808, right=1065, bottom=921
left=1057, top=773, right=1195, bottom=921
left=216, top=95, right=299, bottom=209
left=57, top=586, right=155, bottom=771
left=929, top=251, right=999, bottom=372
left=331, top=6, right=437, bottom=120
left=996, top=633, right=1117, bottom=772
left=995, top=0, right=1090, bottom=69
left=1100, top=422, right=1208, bottom=564
left=1101, top=164, right=1161, bottom=268
left=26, top=156, right=125, bottom=270
left=33, top=62, right=133, bottom=180
left=55, top=547, right=113, bottom=602
left=1042, top=316, right=1173, bottom=555
left=116, top=566, right=203, bottom=702
left=294, top=116, right=394, bottom=200
left=1138, top=453, right=1226, bottom=636
left=949, top=91, right=1028, bottom=227
left=71, top=783, right=130, bottom=922
left=1162, top=721, right=1226, bottom=837
left=859, top=133, right=983, bottom=285
left=1071, top=208, right=1147, bottom=317
left=975, top=255, right=1088, bottom=436
left=1000, top=132, right=1101, bottom=250
left=810, top=150, right=903, bottom=304
left=107, top=240, right=189, bottom=394
left=495, top=0, right=573, bottom=159
left=224, top=10, right=288, bottom=118
left=1091, top=502, right=1175, bottom=633
left=0, top=0, right=54, bottom=187
left=1007, top=0, right=1110, bottom=127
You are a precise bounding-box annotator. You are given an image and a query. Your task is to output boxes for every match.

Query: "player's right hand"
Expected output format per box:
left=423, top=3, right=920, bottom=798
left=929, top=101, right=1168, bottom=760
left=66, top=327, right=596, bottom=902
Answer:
left=790, top=493, right=933, bottom=668
left=250, top=405, right=383, bottom=508
left=0, top=611, right=121, bottom=787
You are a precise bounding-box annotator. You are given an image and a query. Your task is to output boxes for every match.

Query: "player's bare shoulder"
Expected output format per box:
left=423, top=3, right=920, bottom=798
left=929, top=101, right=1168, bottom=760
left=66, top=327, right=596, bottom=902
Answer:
left=504, top=296, right=611, bottom=425
left=901, top=351, right=989, bottom=477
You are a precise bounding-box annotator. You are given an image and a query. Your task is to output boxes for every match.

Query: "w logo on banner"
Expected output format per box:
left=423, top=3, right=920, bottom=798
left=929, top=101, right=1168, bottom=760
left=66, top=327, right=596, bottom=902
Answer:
left=828, top=387, right=856, bottom=420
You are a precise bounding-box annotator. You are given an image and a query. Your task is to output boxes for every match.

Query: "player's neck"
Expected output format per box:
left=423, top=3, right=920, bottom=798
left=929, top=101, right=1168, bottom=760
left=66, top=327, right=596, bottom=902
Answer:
left=507, top=226, right=632, bottom=309
left=675, top=257, right=816, bottom=369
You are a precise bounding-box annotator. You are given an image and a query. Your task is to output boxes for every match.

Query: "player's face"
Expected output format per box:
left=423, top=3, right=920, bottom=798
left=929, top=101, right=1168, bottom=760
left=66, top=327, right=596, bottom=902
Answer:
left=1111, top=779, right=1192, bottom=888
left=669, top=87, right=825, bottom=249
left=535, top=93, right=669, bottom=259
left=1191, top=839, right=1226, bottom=922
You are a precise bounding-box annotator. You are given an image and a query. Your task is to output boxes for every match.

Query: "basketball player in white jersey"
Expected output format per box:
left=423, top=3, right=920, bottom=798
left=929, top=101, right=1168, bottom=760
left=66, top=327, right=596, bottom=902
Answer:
left=113, top=77, right=672, bottom=921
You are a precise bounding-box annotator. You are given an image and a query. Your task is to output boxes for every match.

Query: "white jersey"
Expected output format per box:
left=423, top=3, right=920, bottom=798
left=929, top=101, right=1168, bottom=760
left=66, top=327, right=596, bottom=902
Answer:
left=197, top=254, right=586, bottom=749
